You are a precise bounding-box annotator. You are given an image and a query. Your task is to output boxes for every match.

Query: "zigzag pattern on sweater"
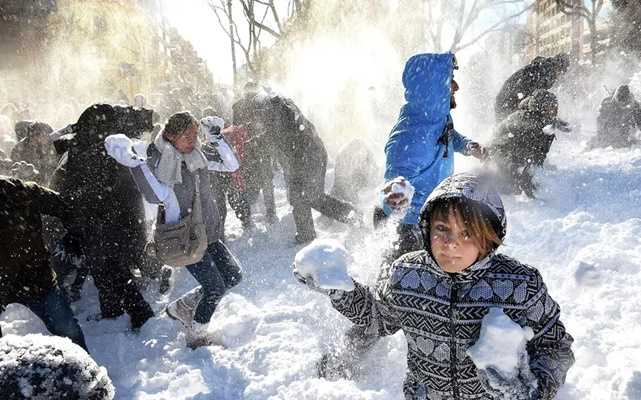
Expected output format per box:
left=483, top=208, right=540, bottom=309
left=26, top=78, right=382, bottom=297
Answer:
left=331, top=250, right=574, bottom=400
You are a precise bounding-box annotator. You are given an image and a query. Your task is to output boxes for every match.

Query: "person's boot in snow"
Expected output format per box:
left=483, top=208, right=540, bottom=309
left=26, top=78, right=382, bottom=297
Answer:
left=158, top=265, right=173, bottom=295
left=165, top=287, right=203, bottom=328
left=185, top=321, right=214, bottom=349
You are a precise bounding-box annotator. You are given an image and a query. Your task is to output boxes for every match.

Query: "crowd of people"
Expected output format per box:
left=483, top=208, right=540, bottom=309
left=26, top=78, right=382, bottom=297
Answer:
left=1, top=50, right=640, bottom=399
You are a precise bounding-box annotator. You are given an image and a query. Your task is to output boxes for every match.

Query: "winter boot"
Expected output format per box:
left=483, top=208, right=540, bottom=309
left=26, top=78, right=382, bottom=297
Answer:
left=165, top=287, right=203, bottom=328
left=158, top=266, right=173, bottom=295
left=185, top=321, right=213, bottom=349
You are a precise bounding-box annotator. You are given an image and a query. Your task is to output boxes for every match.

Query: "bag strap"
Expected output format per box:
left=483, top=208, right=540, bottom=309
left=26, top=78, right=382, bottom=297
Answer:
left=191, top=172, right=203, bottom=224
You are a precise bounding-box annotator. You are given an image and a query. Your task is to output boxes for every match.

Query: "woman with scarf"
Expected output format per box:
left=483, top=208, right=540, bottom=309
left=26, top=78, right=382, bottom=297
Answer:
left=105, top=112, right=242, bottom=348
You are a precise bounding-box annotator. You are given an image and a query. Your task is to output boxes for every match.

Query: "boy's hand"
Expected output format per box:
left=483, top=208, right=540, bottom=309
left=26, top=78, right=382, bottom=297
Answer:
left=293, top=268, right=348, bottom=300
left=467, top=142, right=488, bottom=160
left=477, top=352, right=539, bottom=399
left=381, top=177, right=414, bottom=210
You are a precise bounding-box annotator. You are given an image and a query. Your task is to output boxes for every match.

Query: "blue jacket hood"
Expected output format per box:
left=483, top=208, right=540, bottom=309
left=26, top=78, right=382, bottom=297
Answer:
left=402, top=53, right=454, bottom=118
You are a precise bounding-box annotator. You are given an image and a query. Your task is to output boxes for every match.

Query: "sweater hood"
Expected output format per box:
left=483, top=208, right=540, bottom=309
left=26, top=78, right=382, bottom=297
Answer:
left=420, top=172, right=507, bottom=241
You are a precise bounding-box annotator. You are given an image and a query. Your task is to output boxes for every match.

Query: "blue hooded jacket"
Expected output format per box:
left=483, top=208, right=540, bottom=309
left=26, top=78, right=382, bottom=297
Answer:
left=384, top=53, right=471, bottom=224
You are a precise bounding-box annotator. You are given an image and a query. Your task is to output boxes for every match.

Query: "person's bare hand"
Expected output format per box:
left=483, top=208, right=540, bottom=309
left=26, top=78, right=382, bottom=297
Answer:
left=468, top=142, right=488, bottom=160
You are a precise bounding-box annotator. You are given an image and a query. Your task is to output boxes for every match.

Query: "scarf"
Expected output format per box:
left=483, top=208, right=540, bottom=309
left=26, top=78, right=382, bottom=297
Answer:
left=153, top=132, right=208, bottom=186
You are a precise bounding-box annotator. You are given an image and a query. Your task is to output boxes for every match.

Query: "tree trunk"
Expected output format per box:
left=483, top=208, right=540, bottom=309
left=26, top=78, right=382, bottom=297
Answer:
left=590, top=19, right=597, bottom=65
left=227, top=0, right=237, bottom=84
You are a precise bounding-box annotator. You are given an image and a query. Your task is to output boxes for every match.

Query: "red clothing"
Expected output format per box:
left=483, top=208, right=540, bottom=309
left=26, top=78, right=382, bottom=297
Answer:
left=222, top=125, right=247, bottom=191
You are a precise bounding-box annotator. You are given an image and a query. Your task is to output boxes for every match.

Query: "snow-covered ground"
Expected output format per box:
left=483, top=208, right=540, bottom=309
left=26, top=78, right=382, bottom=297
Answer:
left=2, top=118, right=641, bottom=399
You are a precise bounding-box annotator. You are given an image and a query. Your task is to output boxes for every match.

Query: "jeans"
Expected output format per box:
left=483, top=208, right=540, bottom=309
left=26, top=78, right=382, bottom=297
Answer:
left=0, top=287, right=88, bottom=351
left=186, top=240, right=242, bottom=324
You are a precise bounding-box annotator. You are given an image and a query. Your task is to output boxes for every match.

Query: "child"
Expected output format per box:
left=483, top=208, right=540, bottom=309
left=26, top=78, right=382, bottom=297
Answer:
left=296, top=172, right=574, bottom=399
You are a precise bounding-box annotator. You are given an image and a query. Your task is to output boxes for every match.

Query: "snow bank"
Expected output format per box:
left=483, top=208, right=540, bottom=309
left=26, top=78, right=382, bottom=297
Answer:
left=0, top=334, right=114, bottom=400
left=294, top=239, right=355, bottom=291
left=466, top=308, right=533, bottom=379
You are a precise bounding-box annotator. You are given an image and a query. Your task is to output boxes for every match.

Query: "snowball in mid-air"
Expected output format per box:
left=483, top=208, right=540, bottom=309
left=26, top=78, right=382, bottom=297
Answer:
left=294, top=239, right=355, bottom=291
left=467, top=308, right=534, bottom=379
left=0, top=334, right=115, bottom=400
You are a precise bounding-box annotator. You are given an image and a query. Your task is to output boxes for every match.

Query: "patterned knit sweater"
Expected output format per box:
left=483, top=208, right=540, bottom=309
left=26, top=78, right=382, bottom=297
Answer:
left=330, top=250, right=574, bottom=400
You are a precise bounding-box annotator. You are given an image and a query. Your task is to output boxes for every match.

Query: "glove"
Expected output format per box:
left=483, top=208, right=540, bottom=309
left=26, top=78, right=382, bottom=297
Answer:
left=466, top=142, right=488, bottom=160
left=293, top=268, right=347, bottom=300
left=200, top=116, right=225, bottom=143
left=477, top=351, right=539, bottom=400
left=104, top=134, right=146, bottom=167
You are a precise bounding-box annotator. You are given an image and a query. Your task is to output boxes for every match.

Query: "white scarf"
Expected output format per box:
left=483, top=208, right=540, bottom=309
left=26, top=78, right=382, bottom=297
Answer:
left=153, top=132, right=208, bottom=186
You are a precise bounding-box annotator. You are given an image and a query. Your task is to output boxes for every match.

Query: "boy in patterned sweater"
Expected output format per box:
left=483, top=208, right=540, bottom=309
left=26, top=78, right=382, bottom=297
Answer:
left=296, top=172, right=574, bottom=399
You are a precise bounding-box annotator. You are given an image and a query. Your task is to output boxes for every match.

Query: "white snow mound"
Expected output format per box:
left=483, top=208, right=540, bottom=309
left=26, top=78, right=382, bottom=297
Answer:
left=0, top=334, right=115, bottom=400
left=294, top=239, right=355, bottom=291
left=467, top=308, right=534, bottom=379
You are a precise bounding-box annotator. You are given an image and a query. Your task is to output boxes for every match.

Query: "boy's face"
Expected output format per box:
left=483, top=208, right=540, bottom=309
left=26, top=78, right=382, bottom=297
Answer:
left=430, top=210, right=481, bottom=273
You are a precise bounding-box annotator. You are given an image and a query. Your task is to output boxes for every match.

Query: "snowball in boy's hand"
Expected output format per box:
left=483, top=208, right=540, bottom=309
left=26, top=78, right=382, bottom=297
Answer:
left=467, top=308, right=534, bottom=379
left=383, top=177, right=415, bottom=209
left=293, top=239, right=355, bottom=291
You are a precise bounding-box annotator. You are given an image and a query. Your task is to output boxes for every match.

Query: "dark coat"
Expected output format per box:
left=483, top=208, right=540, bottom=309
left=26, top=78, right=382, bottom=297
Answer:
left=52, top=138, right=147, bottom=264
left=490, top=110, right=556, bottom=168
left=495, top=57, right=561, bottom=122
left=0, top=177, right=72, bottom=305
left=590, top=95, right=641, bottom=149
left=261, top=95, right=327, bottom=183
left=233, top=95, right=275, bottom=195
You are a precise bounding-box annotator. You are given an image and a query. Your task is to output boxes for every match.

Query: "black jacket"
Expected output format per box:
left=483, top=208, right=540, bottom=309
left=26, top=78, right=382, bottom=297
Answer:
left=590, top=96, right=641, bottom=149
left=495, top=58, right=561, bottom=122
left=490, top=110, right=556, bottom=168
left=0, top=177, right=73, bottom=305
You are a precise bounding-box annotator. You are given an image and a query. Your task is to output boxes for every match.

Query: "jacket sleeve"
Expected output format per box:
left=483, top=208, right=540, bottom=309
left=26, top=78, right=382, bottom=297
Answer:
left=329, top=263, right=402, bottom=337
left=524, top=275, right=575, bottom=400
left=129, top=164, right=180, bottom=223
left=451, top=127, right=472, bottom=154
left=20, top=179, right=72, bottom=222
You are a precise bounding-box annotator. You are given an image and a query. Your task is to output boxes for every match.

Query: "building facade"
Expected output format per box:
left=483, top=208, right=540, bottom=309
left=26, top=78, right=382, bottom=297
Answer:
left=524, top=0, right=613, bottom=63
left=525, top=0, right=584, bottom=62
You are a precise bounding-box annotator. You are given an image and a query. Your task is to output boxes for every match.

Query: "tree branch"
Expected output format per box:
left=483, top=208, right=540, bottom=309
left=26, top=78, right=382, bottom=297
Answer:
left=454, top=2, right=534, bottom=51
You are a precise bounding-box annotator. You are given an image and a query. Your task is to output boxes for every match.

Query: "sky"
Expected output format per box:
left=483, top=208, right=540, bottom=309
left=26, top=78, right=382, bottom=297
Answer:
left=160, top=0, right=236, bottom=84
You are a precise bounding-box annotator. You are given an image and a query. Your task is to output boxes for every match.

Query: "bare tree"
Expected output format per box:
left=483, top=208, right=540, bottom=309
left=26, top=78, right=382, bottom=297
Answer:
left=423, top=0, right=534, bottom=52
left=207, top=0, right=286, bottom=79
left=555, top=0, right=605, bottom=64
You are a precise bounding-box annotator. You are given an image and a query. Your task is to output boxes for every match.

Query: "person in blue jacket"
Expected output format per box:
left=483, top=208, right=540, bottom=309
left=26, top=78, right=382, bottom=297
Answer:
left=378, top=52, right=486, bottom=253
left=318, top=52, right=486, bottom=379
